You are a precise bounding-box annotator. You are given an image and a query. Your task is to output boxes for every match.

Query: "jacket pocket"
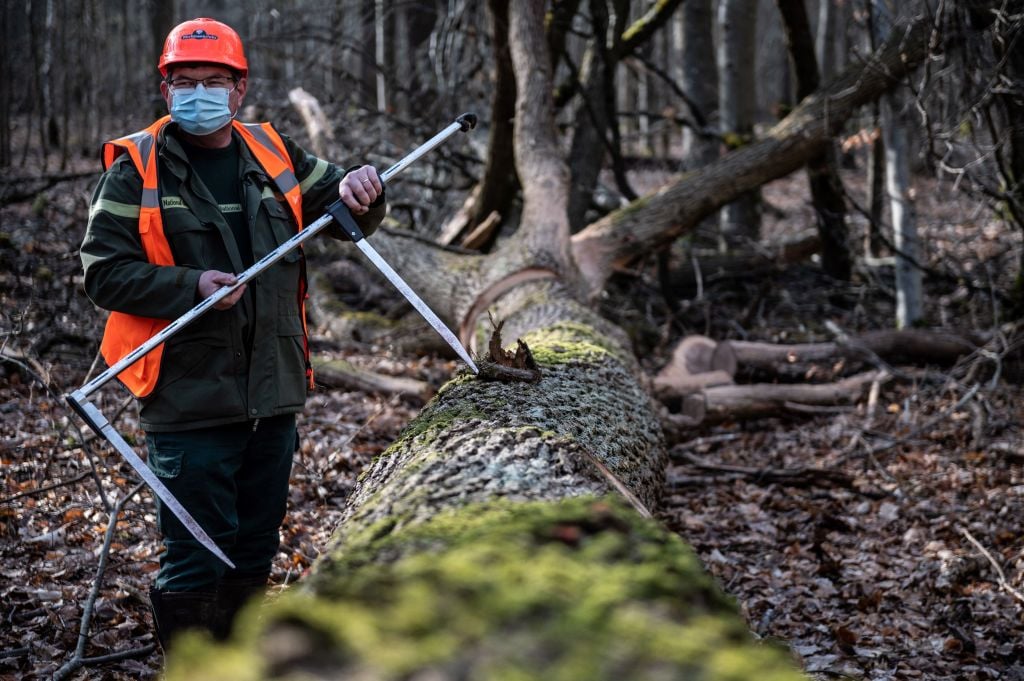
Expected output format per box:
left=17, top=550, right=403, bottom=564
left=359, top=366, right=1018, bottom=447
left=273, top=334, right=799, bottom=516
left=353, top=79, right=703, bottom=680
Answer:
left=145, top=434, right=184, bottom=479
left=162, top=211, right=218, bottom=269
left=142, top=332, right=245, bottom=425
left=156, top=334, right=226, bottom=391
left=276, top=313, right=308, bottom=408
left=262, top=199, right=302, bottom=267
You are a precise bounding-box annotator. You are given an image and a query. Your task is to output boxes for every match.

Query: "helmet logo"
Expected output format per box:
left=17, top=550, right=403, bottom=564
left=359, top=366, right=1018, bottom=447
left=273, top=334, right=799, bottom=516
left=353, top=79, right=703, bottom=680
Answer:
left=182, top=29, right=218, bottom=40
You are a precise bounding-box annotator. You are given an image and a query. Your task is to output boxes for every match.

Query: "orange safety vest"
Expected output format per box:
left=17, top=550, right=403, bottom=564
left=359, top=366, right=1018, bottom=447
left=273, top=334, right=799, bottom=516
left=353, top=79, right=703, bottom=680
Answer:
left=99, top=115, right=312, bottom=398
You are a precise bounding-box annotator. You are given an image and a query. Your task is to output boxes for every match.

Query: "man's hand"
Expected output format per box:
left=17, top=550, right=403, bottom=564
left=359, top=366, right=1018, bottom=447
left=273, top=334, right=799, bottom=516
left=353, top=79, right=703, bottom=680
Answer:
left=198, top=270, right=246, bottom=310
left=339, top=165, right=382, bottom=215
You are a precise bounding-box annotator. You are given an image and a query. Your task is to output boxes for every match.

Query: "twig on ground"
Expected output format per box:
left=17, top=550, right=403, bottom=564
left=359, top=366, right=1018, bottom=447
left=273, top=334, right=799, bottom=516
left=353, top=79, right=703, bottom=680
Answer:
left=960, top=527, right=1024, bottom=606
left=0, top=471, right=92, bottom=504
left=0, top=647, right=31, bottom=660
left=52, top=480, right=150, bottom=681
left=860, top=382, right=982, bottom=459
left=988, top=442, right=1024, bottom=460
left=668, top=450, right=881, bottom=495
left=77, top=644, right=158, bottom=666
left=671, top=433, right=744, bottom=451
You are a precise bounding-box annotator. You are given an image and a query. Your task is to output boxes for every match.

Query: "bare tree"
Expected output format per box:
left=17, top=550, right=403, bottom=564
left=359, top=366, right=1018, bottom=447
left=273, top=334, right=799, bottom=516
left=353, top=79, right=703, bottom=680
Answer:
left=815, top=0, right=837, bottom=81
left=0, top=3, right=10, bottom=167
left=678, top=0, right=718, bottom=172
left=873, top=0, right=922, bottom=327
left=776, top=0, right=851, bottom=280
left=717, top=0, right=761, bottom=249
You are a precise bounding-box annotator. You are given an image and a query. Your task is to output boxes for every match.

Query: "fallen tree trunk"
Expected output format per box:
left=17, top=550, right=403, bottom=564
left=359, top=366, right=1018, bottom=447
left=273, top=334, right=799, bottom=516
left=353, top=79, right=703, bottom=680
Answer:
left=700, top=370, right=889, bottom=421
left=167, top=284, right=804, bottom=680
left=729, top=329, right=979, bottom=370
left=668, top=229, right=822, bottom=290
left=655, top=330, right=978, bottom=397
left=313, top=358, right=432, bottom=403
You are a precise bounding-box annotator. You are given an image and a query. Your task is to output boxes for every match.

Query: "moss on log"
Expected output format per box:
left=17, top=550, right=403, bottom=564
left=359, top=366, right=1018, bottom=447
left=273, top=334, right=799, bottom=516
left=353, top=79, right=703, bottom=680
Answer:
left=167, top=498, right=803, bottom=681
left=164, top=296, right=803, bottom=680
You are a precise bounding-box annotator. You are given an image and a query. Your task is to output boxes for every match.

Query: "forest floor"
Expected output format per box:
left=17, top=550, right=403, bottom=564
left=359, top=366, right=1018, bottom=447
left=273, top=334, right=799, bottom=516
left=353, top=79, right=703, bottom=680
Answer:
left=1, top=162, right=1023, bottom=681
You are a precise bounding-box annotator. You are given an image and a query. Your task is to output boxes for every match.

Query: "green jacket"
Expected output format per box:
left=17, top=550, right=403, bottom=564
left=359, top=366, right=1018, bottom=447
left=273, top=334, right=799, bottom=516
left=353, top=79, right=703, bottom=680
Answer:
left=81, top=122, right=385, bottom=432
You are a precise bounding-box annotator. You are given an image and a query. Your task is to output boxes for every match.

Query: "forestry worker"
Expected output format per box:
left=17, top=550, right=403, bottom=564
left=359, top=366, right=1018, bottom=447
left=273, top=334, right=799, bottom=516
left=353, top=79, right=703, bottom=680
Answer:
left=79, top=17, right=385, bottom=651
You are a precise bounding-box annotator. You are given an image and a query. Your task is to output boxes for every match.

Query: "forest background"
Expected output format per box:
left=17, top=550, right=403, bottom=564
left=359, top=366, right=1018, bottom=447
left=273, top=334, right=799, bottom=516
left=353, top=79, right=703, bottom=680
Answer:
left=1, top=0, right=1023, bottom=679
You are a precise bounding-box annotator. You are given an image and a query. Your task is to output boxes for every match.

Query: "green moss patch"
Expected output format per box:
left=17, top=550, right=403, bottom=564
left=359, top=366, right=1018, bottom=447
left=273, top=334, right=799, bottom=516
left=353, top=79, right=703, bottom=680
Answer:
left=167, top=498, right=804, bottom=681
left=521, top=321, right=625, bottom=365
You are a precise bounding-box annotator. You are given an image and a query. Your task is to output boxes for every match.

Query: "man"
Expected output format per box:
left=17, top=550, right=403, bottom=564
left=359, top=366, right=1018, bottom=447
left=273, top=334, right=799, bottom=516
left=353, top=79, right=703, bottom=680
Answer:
left=79, top=18, right=385, bottom=650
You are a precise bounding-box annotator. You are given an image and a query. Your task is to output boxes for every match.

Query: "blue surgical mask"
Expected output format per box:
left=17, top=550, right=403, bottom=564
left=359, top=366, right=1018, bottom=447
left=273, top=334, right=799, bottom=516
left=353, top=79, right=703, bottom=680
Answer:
left=170, top=84, right=234, bottom=136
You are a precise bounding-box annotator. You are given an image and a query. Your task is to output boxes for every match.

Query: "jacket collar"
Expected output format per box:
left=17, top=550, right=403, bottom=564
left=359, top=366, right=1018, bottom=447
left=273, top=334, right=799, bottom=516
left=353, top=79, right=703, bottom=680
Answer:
left=158, top=122, right=271, bottom=184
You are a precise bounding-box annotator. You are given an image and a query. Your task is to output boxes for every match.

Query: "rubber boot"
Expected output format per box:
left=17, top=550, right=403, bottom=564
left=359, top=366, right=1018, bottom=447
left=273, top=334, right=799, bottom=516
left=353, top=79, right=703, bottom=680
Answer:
left=215, top=573, right=269, bottom=639
left=149, top=587, right=218, bottom=654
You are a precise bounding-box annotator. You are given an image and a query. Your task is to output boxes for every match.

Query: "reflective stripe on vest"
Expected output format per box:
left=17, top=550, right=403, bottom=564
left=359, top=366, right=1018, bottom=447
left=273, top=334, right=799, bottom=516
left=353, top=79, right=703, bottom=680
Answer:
left=99, top=117, right=312, bottom=398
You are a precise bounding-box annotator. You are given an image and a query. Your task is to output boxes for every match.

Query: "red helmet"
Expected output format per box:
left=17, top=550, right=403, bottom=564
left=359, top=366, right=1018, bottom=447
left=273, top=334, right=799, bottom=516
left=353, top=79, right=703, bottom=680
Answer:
left=158, top=18, right=248, bottom=77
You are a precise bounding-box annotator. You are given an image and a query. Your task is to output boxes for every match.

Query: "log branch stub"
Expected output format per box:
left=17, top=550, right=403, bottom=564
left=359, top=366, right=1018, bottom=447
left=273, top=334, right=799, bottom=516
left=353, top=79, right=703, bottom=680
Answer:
left=477, top=320, right=542, bottom=383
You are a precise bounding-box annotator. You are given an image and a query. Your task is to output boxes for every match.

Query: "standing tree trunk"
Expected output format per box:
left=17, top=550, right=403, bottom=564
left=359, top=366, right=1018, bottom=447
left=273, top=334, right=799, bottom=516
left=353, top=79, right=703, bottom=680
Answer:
left=679, top=0, right=718, bottom=172
left=866, top=115, right=887, bottom=256
left=439, top=0, right=563, bottom=248
left=567, top=0, right=618, bottom=232
left=873, top=0, right=923, bottom=327
left=0, top=4, right=10, bottom=167
left=987, top=8, right=1024, bottom=312
left=717, top=0, right=761, bottom=249
left=863, top=4, right=886, bottom=258
left=815, top=0, right=836, bottom=82
left=565, top=0, right=683, bottom=231
left=776, top=0, right=851, bottom=280
left=469, top=0, right=519, bottom=238
left=375, top=0, right=386, bottom=120
left=40, top=0, right=57, bottom=152
left=149, top=0, right=176, bottom=119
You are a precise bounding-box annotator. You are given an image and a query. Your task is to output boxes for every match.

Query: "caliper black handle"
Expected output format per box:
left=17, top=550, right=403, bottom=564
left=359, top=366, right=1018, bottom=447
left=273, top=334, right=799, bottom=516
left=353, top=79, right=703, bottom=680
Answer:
left=326, top=199, right=366, bottom=243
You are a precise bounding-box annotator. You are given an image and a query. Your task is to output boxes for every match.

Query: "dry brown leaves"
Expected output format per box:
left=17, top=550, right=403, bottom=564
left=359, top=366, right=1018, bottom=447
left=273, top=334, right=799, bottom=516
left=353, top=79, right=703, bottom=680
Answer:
left=659, top=381, right=1024, bottom=680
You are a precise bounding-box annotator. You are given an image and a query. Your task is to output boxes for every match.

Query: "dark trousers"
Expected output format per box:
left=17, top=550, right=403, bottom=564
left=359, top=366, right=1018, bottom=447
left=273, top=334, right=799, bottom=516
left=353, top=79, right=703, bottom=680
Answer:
left=145, top=414, right=296, bottom=591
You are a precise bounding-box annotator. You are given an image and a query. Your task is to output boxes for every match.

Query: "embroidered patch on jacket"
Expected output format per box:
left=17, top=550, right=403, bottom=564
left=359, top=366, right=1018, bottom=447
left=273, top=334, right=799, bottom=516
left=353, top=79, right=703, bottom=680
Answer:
left=219, top=203, right=243, bottom=213
left=161, top=196, right=187, bottom=209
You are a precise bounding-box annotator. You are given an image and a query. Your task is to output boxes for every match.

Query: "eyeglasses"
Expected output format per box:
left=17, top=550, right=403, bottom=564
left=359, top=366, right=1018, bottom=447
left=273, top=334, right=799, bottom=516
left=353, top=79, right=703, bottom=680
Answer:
left=166, top=75, right=238, bottom=92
